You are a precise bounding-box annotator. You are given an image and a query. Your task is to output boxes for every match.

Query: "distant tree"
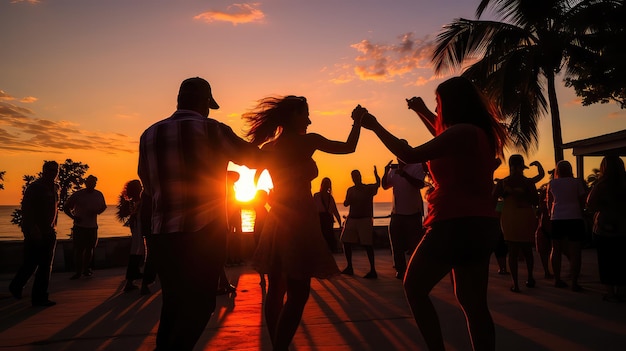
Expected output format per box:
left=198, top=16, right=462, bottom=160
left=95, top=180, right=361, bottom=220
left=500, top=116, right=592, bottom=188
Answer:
left=0, top=170, right=5, bottom=190
left=565, top=0, right=626, bottom=108
left=11, top=159, right=89, bottom=227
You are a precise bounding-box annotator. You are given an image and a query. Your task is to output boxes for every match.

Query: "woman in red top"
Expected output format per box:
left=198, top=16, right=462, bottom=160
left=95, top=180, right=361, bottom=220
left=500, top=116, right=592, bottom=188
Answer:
left=360, top=76, right=508, bottom=351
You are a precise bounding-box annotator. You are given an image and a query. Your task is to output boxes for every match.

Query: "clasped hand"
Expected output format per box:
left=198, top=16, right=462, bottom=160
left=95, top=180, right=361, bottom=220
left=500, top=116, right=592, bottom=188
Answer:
left=352, top=105, right=378, bottom=129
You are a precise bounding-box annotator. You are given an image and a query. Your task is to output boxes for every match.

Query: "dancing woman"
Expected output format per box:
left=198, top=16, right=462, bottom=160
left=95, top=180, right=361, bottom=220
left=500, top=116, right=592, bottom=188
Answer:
left=243, top=96, right=365, bottom=350
left=360, top=77, right=508, bottom=351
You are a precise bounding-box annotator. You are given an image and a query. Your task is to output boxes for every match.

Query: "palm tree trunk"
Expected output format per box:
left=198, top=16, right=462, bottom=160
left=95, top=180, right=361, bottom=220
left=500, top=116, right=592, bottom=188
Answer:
left=546, top=71, right=564, bottom=163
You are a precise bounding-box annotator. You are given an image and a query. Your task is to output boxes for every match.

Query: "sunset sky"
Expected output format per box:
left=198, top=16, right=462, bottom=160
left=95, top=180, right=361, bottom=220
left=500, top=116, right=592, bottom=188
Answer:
left=1, top=0, right=624, bottom=206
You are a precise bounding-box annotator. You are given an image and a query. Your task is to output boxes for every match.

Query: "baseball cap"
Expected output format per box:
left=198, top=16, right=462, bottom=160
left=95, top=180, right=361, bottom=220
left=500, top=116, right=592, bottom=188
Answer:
left=508, top=154, right=528, bottom=169
left=178, top=77, right=220, bottom=109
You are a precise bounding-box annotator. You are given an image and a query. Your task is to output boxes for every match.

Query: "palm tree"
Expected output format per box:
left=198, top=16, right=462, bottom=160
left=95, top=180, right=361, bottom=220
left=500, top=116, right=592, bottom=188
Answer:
left=431, top=0, right=618, bottom=163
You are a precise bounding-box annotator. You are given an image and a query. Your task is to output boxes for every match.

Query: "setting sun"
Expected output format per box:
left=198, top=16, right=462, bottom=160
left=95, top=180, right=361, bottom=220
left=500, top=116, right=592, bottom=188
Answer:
left=228, top=163, right=273, bottom=202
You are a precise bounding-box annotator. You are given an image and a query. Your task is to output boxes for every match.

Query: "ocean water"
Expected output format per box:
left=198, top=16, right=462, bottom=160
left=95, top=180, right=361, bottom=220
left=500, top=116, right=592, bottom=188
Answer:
left=0, top=203, right=393, bottom=241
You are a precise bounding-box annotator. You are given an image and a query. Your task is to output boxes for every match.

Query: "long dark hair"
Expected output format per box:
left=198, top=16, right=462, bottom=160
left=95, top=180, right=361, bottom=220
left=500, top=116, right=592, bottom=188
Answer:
left=598, top=155, right=626, bottom=190
left=243, top=95, right=308, bottom=146
left=436, top=77, right=507, bottom=158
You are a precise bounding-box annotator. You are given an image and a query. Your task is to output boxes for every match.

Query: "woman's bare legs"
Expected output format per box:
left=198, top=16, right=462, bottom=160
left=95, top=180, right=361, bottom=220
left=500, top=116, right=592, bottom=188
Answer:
left=453, top=259, right=496, bottom=351
left=568, top=241, right=582, bottom=290
left=403, top=249, right=451, bottom=351
left=521, top=244, right=535, bottom=287
left=265, top=271, right=311, bottom=351
left=265, top=272, right=287, bottom=344
left=507, top=243, right=520, bottom=291
left=535, top=231, right=552, bottom=278
left=551, top=239, right=566, bottom=287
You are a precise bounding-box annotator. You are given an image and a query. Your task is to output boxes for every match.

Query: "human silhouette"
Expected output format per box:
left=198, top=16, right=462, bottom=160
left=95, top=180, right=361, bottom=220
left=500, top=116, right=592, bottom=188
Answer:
left=340, top=168, right=381, bottom=279
left=138, top=77, right=264, bottom=351
left=226, top=170, right=243, bottom=266
left=9, top=161, right=60, bottom=307
left=64, top=174, right=107, bottom=280
left=382, top=147, right=426, bottom=280
left=493, top=155, right=539, bottom=292
left=252, top=189, right=269, bottom=286
left=586, top=155, right=626, bottom=302
left=243, top=95, right=364, bottom=350
left=116, top=179, right=145, bottom=292
left=313, top=177, right=343, bottom=253
left=360, top=77, right=508, bottom=351
left=535, top=183, right=554, bottom=279
left=547, top=160, right=588, bottom=291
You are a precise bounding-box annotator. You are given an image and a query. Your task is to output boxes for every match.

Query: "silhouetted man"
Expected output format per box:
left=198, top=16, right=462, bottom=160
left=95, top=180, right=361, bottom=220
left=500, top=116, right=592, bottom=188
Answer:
left=64, top=174, right=107, bottom=279
left=340, top=167, right=380, bottom=278
left=382, top=152, right=426, bottom=280
left=9, top=160, right=60, bottom=307
left=138, top=77, right=263, bottom=351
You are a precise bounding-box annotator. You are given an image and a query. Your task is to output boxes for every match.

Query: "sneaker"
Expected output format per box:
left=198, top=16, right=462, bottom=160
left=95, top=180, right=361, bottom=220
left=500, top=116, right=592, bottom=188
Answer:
left=363, top=271, right=378, bottom=279
left=395, top=271, right=405, bottom=280
left=341, top=267, right=354, bottom=275
left=32, top=300, right=56, bottom=307
left=69, top=273, right=81, bottom=280
left=83, top=270, right=93, bottom=277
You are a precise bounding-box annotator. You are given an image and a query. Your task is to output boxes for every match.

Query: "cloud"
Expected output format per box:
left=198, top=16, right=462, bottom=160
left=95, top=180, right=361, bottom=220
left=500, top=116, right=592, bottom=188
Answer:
left=194, top=3, right=265, bottom=26
left=0, top=91, right=16, bottom=101
left=20, top=96, right=38, bottom=103
left=0, top=100, right=135, bottom=154
left=608, top=111, right=626, bottom=119
left=10, top=0, right=40, bottom=4
left=330, top=33, right=438, bottom=84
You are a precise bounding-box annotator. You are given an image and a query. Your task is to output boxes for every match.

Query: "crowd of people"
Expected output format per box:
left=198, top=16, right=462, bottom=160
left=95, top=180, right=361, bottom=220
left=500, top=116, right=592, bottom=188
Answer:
left=8, top=76, right=626, bottom=351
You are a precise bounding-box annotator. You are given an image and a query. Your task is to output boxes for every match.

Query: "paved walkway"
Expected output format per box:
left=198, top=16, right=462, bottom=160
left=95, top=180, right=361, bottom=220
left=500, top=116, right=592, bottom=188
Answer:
left=1, top=248, right=625, bottom=351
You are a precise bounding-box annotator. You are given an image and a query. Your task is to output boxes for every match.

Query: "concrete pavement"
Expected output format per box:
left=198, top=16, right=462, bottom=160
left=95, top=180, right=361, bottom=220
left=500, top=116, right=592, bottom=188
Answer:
left=1, top=248, right=625, bottom=350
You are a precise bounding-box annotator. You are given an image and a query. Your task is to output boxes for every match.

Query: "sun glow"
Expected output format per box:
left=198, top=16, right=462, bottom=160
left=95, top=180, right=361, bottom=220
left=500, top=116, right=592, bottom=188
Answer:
left=228, top=163, right=273, bottom=202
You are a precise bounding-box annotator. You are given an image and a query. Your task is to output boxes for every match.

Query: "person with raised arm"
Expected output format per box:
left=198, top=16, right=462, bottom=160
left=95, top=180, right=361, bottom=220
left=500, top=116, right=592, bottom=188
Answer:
left=243, top=96, right=365, bottom=351
left=360, top=76, right=508, bottom=351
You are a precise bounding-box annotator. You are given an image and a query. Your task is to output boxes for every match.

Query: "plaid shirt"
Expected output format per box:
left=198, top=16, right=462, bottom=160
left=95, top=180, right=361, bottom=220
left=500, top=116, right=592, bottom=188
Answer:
left=138, top=110, right=261, bottom=234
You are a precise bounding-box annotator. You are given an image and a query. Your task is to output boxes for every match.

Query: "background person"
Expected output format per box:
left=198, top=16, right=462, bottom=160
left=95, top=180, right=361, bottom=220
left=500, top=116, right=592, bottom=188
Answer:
left=493, top=154, right=539, bottom=292
left=340, top=167, right=381, bottom=279
left=115, top=179, right=145, bottom=292
left=9, top=161, right=60, bottom=307
left=382, top=150, right=426, bottom=280
left=586, top=155, right=626, bottom=302
left=547, top=160, right=588, bottom=292
left=313, top=177, right=343, bottom=253
left=64, top=174, right=107, bottom=280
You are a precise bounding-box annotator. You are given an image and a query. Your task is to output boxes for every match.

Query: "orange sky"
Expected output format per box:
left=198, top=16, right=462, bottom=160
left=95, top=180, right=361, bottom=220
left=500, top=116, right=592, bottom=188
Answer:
left=1, top=1, right=624, bottom=206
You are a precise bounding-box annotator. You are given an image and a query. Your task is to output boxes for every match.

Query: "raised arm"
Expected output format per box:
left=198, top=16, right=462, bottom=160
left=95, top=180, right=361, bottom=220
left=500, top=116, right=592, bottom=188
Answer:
left=528, top=160, right=545, bottom=184
left=407, top=97, right=437, bottom=136
left=309, top=105, right=365, bottom=155
left=381, top=160, right=393, bottom=190
left=373, top=166, right=381, bottom=188
left=361, top=112, right=475, bottom=165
